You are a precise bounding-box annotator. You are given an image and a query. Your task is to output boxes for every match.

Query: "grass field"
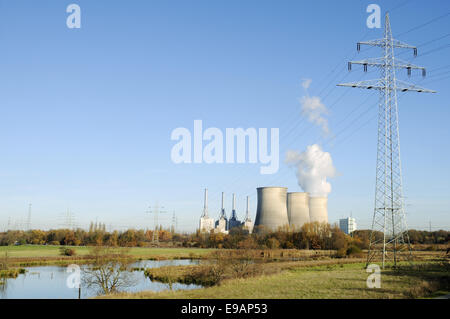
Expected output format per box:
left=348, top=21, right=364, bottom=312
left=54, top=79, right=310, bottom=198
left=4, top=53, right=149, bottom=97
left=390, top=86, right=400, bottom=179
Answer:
left=103, top=261, right=450, bottom=299
left=0, top=245, right=214, bottom=260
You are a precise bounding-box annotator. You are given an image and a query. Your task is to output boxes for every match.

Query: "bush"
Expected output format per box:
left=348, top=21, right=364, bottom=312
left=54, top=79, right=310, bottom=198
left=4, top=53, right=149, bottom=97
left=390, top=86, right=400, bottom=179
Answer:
left=59, top=247, right=76, bottom=256
left=49, top=241, right=61, bottom=246
left=346, top=245, right=362, bottom=256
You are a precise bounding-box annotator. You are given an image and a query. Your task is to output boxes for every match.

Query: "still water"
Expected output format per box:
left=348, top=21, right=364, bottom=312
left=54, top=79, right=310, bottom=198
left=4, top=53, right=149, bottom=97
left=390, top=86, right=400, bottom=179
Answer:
left=0, top=259, right=201, bottom=299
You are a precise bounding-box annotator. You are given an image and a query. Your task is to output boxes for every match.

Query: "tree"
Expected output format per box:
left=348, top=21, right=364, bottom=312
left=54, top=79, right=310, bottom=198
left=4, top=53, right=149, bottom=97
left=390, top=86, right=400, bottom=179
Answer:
left=82, top=246, right=136, bottom=296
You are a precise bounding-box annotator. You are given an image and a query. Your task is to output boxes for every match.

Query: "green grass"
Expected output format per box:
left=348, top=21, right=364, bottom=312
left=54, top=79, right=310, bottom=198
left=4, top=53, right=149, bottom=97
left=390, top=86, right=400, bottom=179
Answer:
left=102, top=261, right=450, bottom=299
left=0, top=245, right=214, bottom=259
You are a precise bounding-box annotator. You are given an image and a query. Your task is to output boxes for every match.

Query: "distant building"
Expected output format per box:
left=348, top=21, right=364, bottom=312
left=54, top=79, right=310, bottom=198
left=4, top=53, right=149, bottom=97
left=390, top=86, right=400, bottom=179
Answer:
left=339, top=217, right=357, bottom=235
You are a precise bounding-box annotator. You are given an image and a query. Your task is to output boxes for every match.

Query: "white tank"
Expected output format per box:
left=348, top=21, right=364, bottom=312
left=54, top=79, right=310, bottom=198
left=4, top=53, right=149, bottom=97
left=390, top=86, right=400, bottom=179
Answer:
left=254, top=187, right=289, bottom=232
left=287, top=192, right=310, bottom=230
left=309, top=197, right=328, bottom=223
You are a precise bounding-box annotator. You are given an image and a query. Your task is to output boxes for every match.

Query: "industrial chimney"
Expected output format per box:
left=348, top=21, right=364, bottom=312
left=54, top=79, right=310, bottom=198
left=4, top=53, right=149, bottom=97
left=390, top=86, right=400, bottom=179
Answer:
left=243, top=196, right=254, bottom=233
left=228, top=193, right=241, bottom=230
left=215, top=192, right=228, bottom=232
left=199, top=188, right=214, bottom=232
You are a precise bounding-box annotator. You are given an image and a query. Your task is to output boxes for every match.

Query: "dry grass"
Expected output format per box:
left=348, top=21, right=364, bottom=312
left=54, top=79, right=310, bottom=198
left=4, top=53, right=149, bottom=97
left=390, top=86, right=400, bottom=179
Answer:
left=100, top=260, right=449, bottom=299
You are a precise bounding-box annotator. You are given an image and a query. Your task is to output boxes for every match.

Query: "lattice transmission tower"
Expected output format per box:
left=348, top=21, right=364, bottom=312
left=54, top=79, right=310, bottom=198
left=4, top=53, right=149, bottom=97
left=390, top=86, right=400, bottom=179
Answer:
left=338, top=13, right=436, bottom=268
left=146, top=202, right=166, bottom=244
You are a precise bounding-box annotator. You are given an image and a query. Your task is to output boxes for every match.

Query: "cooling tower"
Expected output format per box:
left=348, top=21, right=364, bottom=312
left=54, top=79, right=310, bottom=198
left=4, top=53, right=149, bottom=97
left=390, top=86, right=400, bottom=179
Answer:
left=287, top=192, right=310, bottom=230
left=254, top=187, right=289, bottom=232
left=309, top=197, right=328, bottom=223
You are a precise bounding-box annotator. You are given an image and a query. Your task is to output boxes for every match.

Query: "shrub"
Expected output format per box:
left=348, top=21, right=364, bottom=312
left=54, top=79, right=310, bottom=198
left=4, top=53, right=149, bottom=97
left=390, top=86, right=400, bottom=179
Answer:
left=59, top=247, right=76, bottom=256
left=346, top=245, right=362, bottom=256
left=49, top=241, right=61, bottom=246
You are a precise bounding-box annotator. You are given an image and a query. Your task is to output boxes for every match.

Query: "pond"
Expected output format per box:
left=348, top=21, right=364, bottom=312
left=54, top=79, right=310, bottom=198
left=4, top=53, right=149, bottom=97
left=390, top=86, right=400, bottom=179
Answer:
left=0, top=259, right=202, bottom=299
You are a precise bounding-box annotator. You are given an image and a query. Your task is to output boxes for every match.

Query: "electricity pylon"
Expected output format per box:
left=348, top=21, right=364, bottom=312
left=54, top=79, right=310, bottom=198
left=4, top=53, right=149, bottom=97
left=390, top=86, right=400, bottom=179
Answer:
left=146, top=202, right=166, bottom=244
left=338, top=13, right=436, bottom=268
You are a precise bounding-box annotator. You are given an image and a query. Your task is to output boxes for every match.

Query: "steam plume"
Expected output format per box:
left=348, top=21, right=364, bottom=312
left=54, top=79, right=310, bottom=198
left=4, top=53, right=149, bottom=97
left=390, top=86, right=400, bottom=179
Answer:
left=285, top=144, right=336, bottom=197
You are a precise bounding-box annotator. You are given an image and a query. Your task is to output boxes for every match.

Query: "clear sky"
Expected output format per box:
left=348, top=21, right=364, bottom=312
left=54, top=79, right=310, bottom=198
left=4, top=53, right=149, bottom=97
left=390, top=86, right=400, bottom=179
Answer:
left=0, top=0, right=449, bottom=232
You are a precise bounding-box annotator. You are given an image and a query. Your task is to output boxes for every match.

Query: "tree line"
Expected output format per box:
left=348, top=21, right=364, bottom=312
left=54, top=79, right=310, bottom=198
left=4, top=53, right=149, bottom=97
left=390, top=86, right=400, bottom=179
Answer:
left=0, top=222, right=448, bottom=251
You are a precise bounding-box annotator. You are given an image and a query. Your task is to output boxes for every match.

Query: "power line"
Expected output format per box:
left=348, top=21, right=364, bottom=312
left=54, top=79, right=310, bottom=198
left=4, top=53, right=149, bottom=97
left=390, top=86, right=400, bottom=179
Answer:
left=396, top=11, right=450, bottom=37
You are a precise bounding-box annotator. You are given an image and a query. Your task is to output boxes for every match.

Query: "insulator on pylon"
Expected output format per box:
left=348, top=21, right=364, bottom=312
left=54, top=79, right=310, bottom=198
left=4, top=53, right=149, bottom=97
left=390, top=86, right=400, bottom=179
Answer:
left=357, top=43, right=360, bottom=52
left=422, top=69, right=426, bottom=77
left=364, top=64, right=368, bottom=72
left=414, top=48, right=418, bottom=57
left=407, top=67, right=411, bottom=77
left=348, top=62, right=352, bottom=71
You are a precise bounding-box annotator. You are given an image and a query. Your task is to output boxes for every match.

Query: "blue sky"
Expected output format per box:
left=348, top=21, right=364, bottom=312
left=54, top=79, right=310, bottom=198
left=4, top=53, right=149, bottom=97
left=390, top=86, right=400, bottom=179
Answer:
left=0, top=0, right=449, bottom=232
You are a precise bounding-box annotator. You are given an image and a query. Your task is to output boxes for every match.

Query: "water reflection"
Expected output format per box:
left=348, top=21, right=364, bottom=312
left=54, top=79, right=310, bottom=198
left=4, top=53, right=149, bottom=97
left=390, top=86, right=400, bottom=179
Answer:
left=0, top=259, right=201, bottom=299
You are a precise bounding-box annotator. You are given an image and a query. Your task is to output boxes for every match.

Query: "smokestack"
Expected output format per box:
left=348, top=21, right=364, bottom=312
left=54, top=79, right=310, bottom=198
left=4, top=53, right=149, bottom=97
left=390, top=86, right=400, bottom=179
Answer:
left=200, top=188, right=214, bottom=233
left=246, top=196, right=250, bottom=220
left=202, top=188, right=209, bottom=217
left=219, top=192, right=227, bottom=219
left=231, top=193, right=237, bottom=220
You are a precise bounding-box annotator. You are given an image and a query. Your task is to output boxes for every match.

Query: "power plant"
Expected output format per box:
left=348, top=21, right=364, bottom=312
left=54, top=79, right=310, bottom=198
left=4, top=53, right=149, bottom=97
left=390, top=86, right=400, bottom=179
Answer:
left=200, top=187, right=329, bottom=234
left=254, top=187, right=328, bottom=232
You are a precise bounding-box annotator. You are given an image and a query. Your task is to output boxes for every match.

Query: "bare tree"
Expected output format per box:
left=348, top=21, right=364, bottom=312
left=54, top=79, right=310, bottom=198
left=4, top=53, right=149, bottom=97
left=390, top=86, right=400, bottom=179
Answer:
left=82, top=246, right=136, bottom=296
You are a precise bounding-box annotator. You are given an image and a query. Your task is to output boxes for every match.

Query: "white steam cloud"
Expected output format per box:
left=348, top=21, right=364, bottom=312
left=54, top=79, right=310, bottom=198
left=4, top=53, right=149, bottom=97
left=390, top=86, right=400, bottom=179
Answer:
left=285, top=144, right=337, bottom=197
left=299, top=79, right=330, bottom=135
